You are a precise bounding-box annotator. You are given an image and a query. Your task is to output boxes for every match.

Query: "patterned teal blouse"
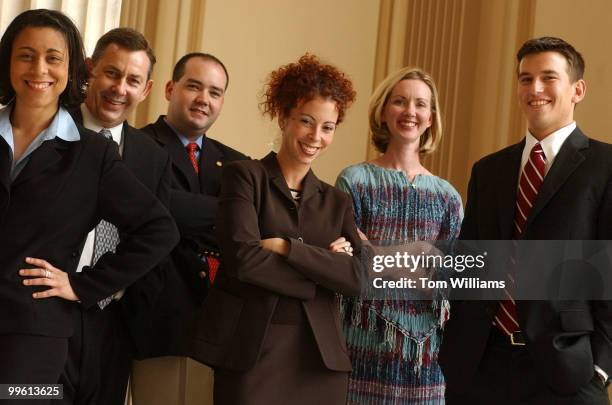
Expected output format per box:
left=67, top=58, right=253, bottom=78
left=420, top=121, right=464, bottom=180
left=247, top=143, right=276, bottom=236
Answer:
left=336, top=162, right=463, bottom=405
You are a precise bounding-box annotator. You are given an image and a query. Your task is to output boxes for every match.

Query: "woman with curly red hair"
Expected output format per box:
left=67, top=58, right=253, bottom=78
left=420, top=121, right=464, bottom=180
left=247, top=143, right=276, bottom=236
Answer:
left=191, top=54, right=365, bottom=404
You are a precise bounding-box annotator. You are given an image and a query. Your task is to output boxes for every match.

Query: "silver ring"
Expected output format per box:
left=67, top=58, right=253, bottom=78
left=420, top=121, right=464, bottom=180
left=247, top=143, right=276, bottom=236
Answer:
left=343, top=246, right=351, bottom=252
left=44, top=269, right=50, bottom=279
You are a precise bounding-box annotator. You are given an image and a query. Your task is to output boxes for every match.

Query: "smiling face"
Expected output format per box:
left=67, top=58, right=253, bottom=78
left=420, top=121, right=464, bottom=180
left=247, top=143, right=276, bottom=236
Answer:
left=10, top=26, right=68, bottom=114
left=165, top=57, right=227, bottom=140
left=278, top=95, right=338, bottom=167
left=84, top=44, right=153, bottom=127
left=517, top=51, right=585, bottom=139
left=381, top=79, right=433, bottom=149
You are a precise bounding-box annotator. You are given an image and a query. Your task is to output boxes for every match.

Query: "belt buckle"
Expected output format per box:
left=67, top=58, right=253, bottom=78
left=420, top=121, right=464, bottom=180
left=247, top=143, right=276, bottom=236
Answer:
left=510, top=331, right=526, bottom=346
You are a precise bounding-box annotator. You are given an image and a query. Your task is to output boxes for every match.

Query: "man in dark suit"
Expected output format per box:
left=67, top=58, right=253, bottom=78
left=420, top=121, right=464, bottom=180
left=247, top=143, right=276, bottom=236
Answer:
left=439, top=37, right=612, bottom=405
left=136, top=53, right=248, bottom=404
left=61, top=28, right=172, bottom=405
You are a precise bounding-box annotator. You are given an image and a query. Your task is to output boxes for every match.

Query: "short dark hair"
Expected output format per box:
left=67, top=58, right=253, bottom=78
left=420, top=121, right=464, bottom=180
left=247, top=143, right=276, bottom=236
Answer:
left=517, top=36, right=585, bottom=82
left=91, top=27, right=156, bottom=80
left=172, top=52, right=229, bottom=89
left=0, top=9, right=88, bottom=109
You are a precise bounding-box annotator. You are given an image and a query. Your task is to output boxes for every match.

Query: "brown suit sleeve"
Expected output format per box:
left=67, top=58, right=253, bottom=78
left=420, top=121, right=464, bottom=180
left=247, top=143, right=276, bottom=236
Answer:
left=285, top=194, right=363, bottom=296
left=218, top=162, right=363, bottom=299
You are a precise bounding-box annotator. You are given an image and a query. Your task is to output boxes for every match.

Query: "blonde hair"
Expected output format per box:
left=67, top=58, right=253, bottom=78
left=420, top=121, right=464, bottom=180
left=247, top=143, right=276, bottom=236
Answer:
left=369, top=67, right=442, bottom=154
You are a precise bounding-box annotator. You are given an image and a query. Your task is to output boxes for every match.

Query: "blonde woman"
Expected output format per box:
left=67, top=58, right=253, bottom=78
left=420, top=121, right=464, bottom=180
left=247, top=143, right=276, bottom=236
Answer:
left=336, top=67, right=463, bottom=404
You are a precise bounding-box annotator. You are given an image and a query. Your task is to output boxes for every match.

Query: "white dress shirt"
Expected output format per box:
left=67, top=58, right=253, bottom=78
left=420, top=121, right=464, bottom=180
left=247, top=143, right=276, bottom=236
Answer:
left=76, top=104, right=124, bottom=272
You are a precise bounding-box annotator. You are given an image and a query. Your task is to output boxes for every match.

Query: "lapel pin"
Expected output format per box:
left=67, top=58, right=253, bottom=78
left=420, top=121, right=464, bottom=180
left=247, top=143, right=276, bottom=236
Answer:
left=216, top=161, right=223, bottom=167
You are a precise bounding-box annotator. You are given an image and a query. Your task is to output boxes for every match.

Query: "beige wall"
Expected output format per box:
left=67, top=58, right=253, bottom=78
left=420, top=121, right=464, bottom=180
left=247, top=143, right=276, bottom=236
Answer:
left=367, top=0, right=534, bottom=201
left=188, top=0, right=379, bottom=184
left=447, top=0, right=612, bottom=199
left=533, top=0, right=612, bottom=144
left=125, top=0, right=379, bottom=184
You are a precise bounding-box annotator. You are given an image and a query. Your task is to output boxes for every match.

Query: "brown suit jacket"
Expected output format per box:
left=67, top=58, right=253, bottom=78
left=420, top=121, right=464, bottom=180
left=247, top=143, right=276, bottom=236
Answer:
left=190, top=152, right=364, bottom=372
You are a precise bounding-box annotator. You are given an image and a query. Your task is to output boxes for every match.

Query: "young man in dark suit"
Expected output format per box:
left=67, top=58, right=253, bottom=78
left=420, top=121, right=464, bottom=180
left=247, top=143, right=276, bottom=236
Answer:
left=62, top=28, right=173, bottom=405
left=136, top=53, right=248, bottom=404
left=440, top=37, right=612, bottom=405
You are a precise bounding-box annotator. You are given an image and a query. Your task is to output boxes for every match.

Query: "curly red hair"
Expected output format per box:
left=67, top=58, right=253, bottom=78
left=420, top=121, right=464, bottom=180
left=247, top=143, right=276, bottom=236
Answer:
left=260, top=53, right=356, bottom=124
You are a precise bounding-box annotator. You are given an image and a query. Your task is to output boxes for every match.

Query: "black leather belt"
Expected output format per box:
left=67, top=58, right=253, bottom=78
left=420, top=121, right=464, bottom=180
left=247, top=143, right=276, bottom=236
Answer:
left=509, top=330, right=526, bottom=346
left=490, top=326, right=526, bottom=347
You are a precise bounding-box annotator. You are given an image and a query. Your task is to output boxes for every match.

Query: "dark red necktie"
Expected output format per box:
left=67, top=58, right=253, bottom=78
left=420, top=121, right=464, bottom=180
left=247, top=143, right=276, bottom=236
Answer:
left=186, top=141, right=221, bottom=282
left=494, top=142, right=546, bottom=336
left=187, top=142, right=199, bottom=174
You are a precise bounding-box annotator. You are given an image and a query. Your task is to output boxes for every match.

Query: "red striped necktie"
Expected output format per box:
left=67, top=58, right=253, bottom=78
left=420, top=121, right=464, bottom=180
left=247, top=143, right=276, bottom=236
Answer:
left=187, top=142, right=199, bottom=174
left=185, top=141, right=221, bottom=282
left=494, top=142, right=546, bottom=336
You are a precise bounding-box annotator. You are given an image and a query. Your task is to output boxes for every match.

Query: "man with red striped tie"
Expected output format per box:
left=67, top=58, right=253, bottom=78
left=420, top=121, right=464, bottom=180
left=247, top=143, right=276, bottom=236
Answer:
left=136, top=53, right=248, bottom=405
left=440, top=37, right=612, bottom=405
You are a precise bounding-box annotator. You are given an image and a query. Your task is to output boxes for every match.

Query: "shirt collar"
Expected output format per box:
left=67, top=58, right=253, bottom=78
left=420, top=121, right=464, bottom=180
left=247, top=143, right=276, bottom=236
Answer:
left=0, top=104, right=80, bottom=153
left=51, top=106, right=81, bottom=142
left=163, top=116, right=204, bottom=149
left=523, top=121, right=576, bottom=169
left=80, top=103, right=123, bottom=144
left=0, top=106, right=14, bottom=152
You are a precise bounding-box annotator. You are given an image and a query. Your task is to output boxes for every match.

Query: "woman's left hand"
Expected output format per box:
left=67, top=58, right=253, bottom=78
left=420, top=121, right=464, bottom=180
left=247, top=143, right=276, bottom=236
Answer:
left=329, top=237, right=353, bottom=256
left=19, top=257, right=79, bottom=301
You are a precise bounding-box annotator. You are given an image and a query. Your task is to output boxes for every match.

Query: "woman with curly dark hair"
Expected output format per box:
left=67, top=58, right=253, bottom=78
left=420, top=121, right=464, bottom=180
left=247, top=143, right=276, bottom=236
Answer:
left=191, top=54, right=364, bottom=404
left=0, top=9, right=177, bottom=390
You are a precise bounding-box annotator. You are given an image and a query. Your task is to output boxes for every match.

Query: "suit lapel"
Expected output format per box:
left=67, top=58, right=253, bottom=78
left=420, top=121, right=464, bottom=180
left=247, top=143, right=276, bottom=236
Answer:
left=0, top=139, right=10, bottom=193
left=0, top=140, right=10, bottom=218
left=300, top=169, right=323, bottom=203
left=496, top=141, right=524, bottom=239
left=524, top=128, right=588, bottom=231
left=12, top=138, right=68, bottom=187
left=199, top=138, right=224, bottom=194
left=154, top=118, right=199, bottom=192
left=261, top=152, right=322, bottom=205
left=121, top=122, right=138, bottom=169
left=261, top=152, right=295, bottom=204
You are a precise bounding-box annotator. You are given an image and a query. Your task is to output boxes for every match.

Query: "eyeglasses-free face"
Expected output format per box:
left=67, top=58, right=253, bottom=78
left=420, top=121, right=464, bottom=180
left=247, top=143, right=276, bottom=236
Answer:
left=10, top=26, right=69, bottom=114
left=278, top=95, right=339, bottom=167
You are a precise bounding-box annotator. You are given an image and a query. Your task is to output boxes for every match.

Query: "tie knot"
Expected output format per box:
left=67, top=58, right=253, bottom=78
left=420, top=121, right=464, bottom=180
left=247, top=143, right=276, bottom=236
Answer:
left=531, top=143, right=546, bottom=161
left=99, top=128, right=113, bottom=140
left=187, top=142, right=199, bottom=153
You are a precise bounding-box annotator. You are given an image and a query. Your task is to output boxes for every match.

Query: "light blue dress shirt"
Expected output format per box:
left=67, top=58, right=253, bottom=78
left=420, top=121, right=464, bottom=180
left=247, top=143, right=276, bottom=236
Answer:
left=0, top=105, right=80, bottom=181
left=163, top=117, right=203, bottom=161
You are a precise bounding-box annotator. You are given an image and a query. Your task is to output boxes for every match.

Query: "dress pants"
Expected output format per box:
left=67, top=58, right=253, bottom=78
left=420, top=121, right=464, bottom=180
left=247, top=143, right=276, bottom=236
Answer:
left=0, top=334, right=67, bottom=405
left=57, top=303, right=131, bottom=405
left=446, top=327, right=609, bottom=405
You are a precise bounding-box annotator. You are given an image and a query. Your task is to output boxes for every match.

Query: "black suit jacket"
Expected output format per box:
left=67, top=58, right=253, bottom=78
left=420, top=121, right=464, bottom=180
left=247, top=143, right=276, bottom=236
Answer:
left=190, top=152, right=364, bottom=372
left=71, top=109, right=175, bottom=358
left=439, top=127, right=612, bottom=395
left=140, top=115, right=248, bottom=356
left=0, top=120, right=179, bottom=339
